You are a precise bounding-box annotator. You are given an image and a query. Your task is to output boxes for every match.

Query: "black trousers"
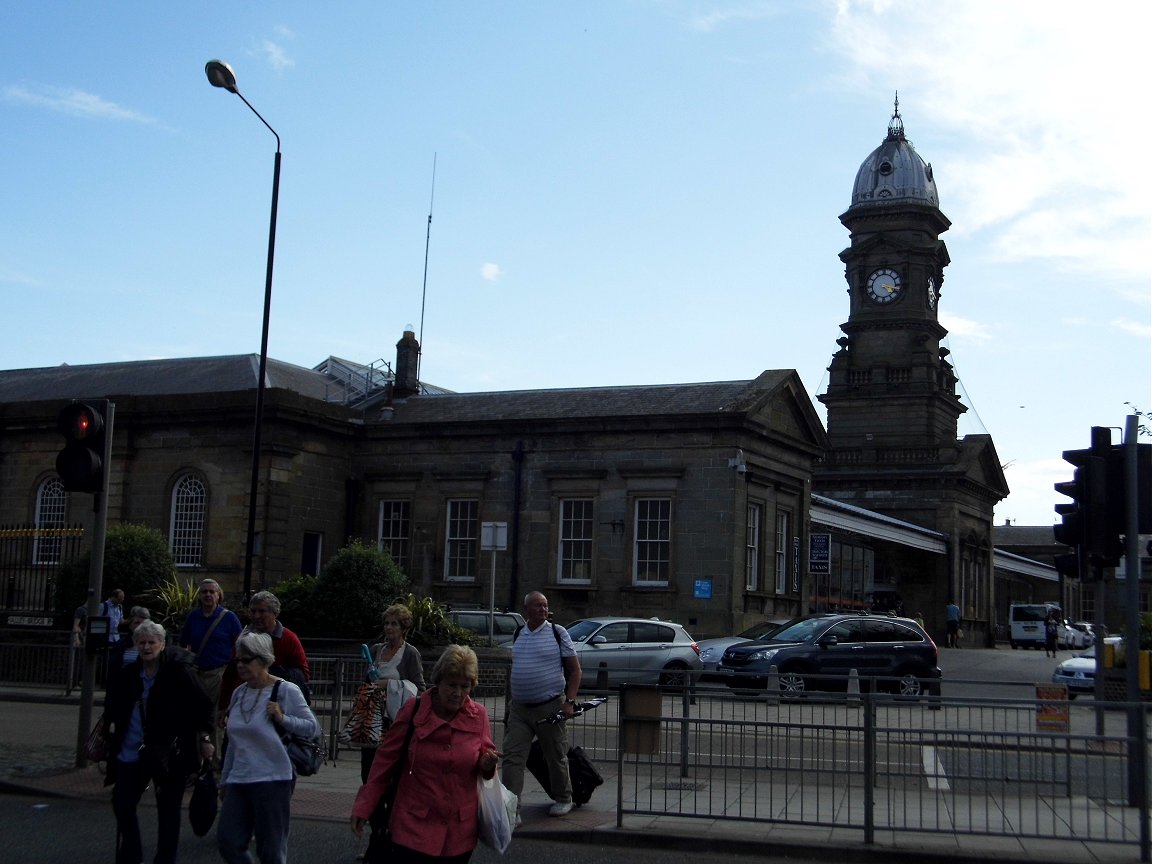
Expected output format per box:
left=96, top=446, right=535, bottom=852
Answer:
left=112, top=758, right=186, bottom=864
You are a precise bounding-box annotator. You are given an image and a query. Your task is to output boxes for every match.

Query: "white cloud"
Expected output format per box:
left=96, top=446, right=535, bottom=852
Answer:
left=481, top=262, right=504, bottom=282
left=995, top=456, right=1069, bottom=526
left=1111, top=318, right=1152, bottom=338
left=259, top=40, right=294, bottom=70
left=939, top=313, right=991, bottom=343
left=827, top=1, right=1150, bottom=285
left=3, top=84, right=155, bottom=123
left=686, top=2, right=783, bottom=33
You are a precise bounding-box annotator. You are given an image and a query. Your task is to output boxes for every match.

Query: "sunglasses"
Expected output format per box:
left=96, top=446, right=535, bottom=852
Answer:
left=236, top=655, right=259, bottom=664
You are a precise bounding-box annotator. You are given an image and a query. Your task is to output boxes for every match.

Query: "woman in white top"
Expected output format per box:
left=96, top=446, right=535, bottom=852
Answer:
left=360, top=603, right=426, bottom=783
left=218, top=631, right=319, bottom=864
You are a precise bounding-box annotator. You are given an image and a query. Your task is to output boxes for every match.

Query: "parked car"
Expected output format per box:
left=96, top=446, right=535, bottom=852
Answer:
left=716, top=612, right=941, bottom=697
left=446, top=609, right=525, bottom=646
left=1051, top=636, right=1121, bottom=698
left=697, top=620, right=790, bottom=673
left=564, top=616, right=702, bottom=688
left=1059, top=620, right=1092, bottom=650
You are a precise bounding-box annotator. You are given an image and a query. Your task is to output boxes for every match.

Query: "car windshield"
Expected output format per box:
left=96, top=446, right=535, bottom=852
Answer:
left=765, top=617, right=833, bottom=644
left=565, top=620, right=604, bottom=642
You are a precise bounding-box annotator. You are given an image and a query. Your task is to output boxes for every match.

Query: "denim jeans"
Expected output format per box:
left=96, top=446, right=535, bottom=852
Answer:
left=217, top=780, right=294, bottom=864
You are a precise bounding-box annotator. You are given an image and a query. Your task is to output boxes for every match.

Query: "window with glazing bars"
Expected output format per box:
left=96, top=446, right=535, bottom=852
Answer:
left=34, top=477, right=67, bottom=564
left=444, top=499, right=478, bottom=581
left=378, top=500, right=411, bottom=572
left=170, top=474, right=206, bottom=567
left=558, top=499, right=594, bottom=582
left=745, top=502, right=762, bottom=591
left=633, top=498, right=671, bottom=585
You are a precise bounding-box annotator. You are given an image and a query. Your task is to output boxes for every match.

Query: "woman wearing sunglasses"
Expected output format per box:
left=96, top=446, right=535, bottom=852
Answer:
left=218, top=631, right=319, bottom=863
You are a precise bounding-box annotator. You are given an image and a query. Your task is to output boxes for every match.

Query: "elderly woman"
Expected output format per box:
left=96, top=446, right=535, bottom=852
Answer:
left=352, top=645, right=500, bottom=864
left=104, top=620, right=214, bottom=864
left=219, top=631, right=319, bottom=864
left=360, top=603, right=426, bottom=783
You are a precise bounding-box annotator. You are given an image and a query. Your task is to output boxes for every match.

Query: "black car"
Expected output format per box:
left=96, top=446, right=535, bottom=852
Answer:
left=716, top=613, right=940, bottom=697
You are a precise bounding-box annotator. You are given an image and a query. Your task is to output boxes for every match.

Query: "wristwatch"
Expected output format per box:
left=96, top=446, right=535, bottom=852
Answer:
left=565, top=698, right=577, bottom=706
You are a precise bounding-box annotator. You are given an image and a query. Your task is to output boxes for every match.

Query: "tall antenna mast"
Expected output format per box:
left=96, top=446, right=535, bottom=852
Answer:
left=417, top=154, right=436, bottom=382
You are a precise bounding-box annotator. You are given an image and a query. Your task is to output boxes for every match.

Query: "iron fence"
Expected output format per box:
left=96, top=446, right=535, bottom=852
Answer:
left=0, top=524, right=84, bottom=613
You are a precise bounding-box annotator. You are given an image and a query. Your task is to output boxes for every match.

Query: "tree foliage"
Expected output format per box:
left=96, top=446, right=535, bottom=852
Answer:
left=55, top=523, right=176, bottom=615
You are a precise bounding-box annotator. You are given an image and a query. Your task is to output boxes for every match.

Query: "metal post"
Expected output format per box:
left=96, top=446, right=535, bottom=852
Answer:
left=75, top=402, right=113, bottom=768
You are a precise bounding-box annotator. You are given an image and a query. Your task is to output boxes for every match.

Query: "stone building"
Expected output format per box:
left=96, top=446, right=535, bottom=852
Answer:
left=1, top=103, right=1027, bottom=642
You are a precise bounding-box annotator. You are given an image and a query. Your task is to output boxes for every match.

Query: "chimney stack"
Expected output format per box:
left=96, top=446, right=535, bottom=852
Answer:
left=393, top=330, right=421, bottom=398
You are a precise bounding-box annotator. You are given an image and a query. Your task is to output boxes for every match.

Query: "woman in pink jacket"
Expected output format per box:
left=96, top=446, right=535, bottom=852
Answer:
left=351, top=644, right=500, bottom=863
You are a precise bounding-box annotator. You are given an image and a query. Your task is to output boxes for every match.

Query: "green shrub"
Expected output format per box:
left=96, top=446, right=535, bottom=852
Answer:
left=146, top=577, right=201, bottom=631
left=270, top=574, right=319, bottom=634
left=399, top=592, right=478, bottom=650
left=55, top=523, right=177, bottom=615
left=308, top=540, right=409, bottom=638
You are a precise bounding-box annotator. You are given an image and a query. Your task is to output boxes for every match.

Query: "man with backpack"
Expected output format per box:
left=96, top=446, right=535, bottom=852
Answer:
left=501, top=590, right=581, bottom=817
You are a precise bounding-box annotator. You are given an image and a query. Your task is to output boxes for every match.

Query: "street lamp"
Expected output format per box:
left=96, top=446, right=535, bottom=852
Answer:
left=205, top=60, right=281, bottom=601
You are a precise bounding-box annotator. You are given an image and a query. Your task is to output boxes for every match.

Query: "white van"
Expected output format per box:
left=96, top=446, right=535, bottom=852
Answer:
left=1009, top=603, right=1060, bottom=649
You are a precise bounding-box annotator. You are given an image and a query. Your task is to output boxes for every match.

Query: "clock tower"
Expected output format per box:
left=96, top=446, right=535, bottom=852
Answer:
left=814, top=100, right=1008, bottom=642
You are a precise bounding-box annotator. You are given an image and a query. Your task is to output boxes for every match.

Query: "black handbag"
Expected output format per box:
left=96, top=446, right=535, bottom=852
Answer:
left=188, top=759, right=218, bottom=837
left=270, top=680, right=325, bottom=776
left=364, top=696, right=420, bottom=864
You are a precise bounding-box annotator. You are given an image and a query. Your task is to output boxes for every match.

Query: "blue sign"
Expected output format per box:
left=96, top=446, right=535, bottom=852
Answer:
left=693, top=579, right=713, bottom=600
left=809, top=533, right=831, bottom=575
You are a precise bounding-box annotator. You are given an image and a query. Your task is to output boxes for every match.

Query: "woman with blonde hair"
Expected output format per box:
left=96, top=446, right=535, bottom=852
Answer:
left=359, top=603, right=426, bottom=783
left=352, top=644, right=500, bottom=863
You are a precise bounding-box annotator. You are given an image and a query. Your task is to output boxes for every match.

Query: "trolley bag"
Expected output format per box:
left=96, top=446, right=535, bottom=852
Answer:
left=526, top=741, right=603, bottom=806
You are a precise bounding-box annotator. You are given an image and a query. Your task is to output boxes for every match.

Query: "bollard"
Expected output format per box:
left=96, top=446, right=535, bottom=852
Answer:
left=765, top=664, right=780, bottom=705
left=596, top=661, right=608, bottom=691
left=847, top=668, right=862, bottom=706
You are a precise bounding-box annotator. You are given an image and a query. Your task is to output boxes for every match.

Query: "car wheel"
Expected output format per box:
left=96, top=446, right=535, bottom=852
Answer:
left=778, top=670, right=806, bottom=696
left=895, top=672, right=923, bottom=698
left=659, top=663, right=689, bottom=690
left=1010, top=641, right=1018, bottom=649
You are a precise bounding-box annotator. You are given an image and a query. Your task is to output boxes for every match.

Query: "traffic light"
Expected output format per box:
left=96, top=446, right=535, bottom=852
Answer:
left=55, top=400, right=109, bottom=493
left=1053, top=427, right=1123, bottom=576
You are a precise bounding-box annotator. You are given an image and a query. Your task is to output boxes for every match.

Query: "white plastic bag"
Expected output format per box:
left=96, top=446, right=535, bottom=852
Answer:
left=477, top=772, right=517, bottom=854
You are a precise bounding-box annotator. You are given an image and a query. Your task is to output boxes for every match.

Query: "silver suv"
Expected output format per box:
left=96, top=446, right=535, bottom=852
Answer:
left=564, top=616, right=702, bottom=688
left=447, top=609, right=525, bottom=646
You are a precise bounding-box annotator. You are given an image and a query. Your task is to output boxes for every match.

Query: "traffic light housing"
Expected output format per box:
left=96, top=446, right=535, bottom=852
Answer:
left=1053, top=426, right=1123, bottom=576
left=55, top=401, right=109, bottom=493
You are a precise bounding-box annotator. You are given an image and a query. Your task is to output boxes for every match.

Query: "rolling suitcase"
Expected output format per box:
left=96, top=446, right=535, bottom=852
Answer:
left=526, top=741, right=603, bottom=806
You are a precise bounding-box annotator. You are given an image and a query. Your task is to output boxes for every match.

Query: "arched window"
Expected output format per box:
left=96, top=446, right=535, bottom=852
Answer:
left=33, top=477, right=67, bottom=564
left=170, top=474, right=206, bottom=567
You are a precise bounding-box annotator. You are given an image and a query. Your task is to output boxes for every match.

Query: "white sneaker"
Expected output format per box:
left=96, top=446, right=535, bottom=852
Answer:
left=549, top=801, right=573, bottom=817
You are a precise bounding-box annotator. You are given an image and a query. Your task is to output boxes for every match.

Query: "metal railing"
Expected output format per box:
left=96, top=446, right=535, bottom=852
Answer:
left=616, top=678, right=1151, bottom=856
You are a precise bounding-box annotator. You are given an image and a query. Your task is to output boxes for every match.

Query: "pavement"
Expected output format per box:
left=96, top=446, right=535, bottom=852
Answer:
left=0, top=682, right=1146, bottom=864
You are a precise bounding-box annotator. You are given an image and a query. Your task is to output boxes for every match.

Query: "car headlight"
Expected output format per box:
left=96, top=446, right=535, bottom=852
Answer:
left=700, top=648, right=715, bottom=661
left=747, top=648, right=780, bottom=663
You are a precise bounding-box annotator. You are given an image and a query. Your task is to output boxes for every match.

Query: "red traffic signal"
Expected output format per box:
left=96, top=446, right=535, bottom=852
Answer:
left=55, top=401, right=109, bottom=493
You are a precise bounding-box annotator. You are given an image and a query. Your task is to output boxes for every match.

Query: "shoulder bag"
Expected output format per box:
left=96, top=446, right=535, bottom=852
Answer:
left=270, top=680, right=325, bottom=776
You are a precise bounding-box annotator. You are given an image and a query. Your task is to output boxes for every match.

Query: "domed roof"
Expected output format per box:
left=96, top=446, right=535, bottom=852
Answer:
left=849, top=98, right=938, bottom=210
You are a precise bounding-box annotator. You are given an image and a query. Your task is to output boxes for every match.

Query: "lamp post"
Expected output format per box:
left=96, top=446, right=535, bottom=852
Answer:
left=205, top=60, right=280, bottom=601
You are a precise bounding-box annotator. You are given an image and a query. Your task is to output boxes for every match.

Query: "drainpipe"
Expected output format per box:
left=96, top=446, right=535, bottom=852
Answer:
left=508, top=441, right=525, bottom=610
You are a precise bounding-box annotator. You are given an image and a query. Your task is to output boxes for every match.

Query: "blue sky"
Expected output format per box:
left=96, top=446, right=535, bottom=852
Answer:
left=2, top=1, right=1148, bottom=526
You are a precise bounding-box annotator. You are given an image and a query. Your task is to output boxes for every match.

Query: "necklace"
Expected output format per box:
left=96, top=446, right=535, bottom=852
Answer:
left=236, top=684, right=266, bottom=723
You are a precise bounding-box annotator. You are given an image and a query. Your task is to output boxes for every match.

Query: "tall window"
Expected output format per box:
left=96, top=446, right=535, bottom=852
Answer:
left=378, top=500, right=411, bottom=572
left=633, top=498, right=671, bottom=586
left=33, top=477, right=67, bottom=564
left=558, top=499, right=594, bottom=583
left=774, top=509, right=791, bottom=594
left=444, top=499, right=478, bottom=581
left=745, top=503, right=762, bottom=591
left=170, top=474, right=206, bottom=567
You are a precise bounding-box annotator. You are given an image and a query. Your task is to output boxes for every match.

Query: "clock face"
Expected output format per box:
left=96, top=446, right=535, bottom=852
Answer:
left=927, top=276, right=937, bottom=309
left=866, top=268, right=902, bottom=304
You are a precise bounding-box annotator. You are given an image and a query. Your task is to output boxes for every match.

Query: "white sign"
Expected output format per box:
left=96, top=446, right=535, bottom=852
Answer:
left=481, top=522, right=508, bottom=551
